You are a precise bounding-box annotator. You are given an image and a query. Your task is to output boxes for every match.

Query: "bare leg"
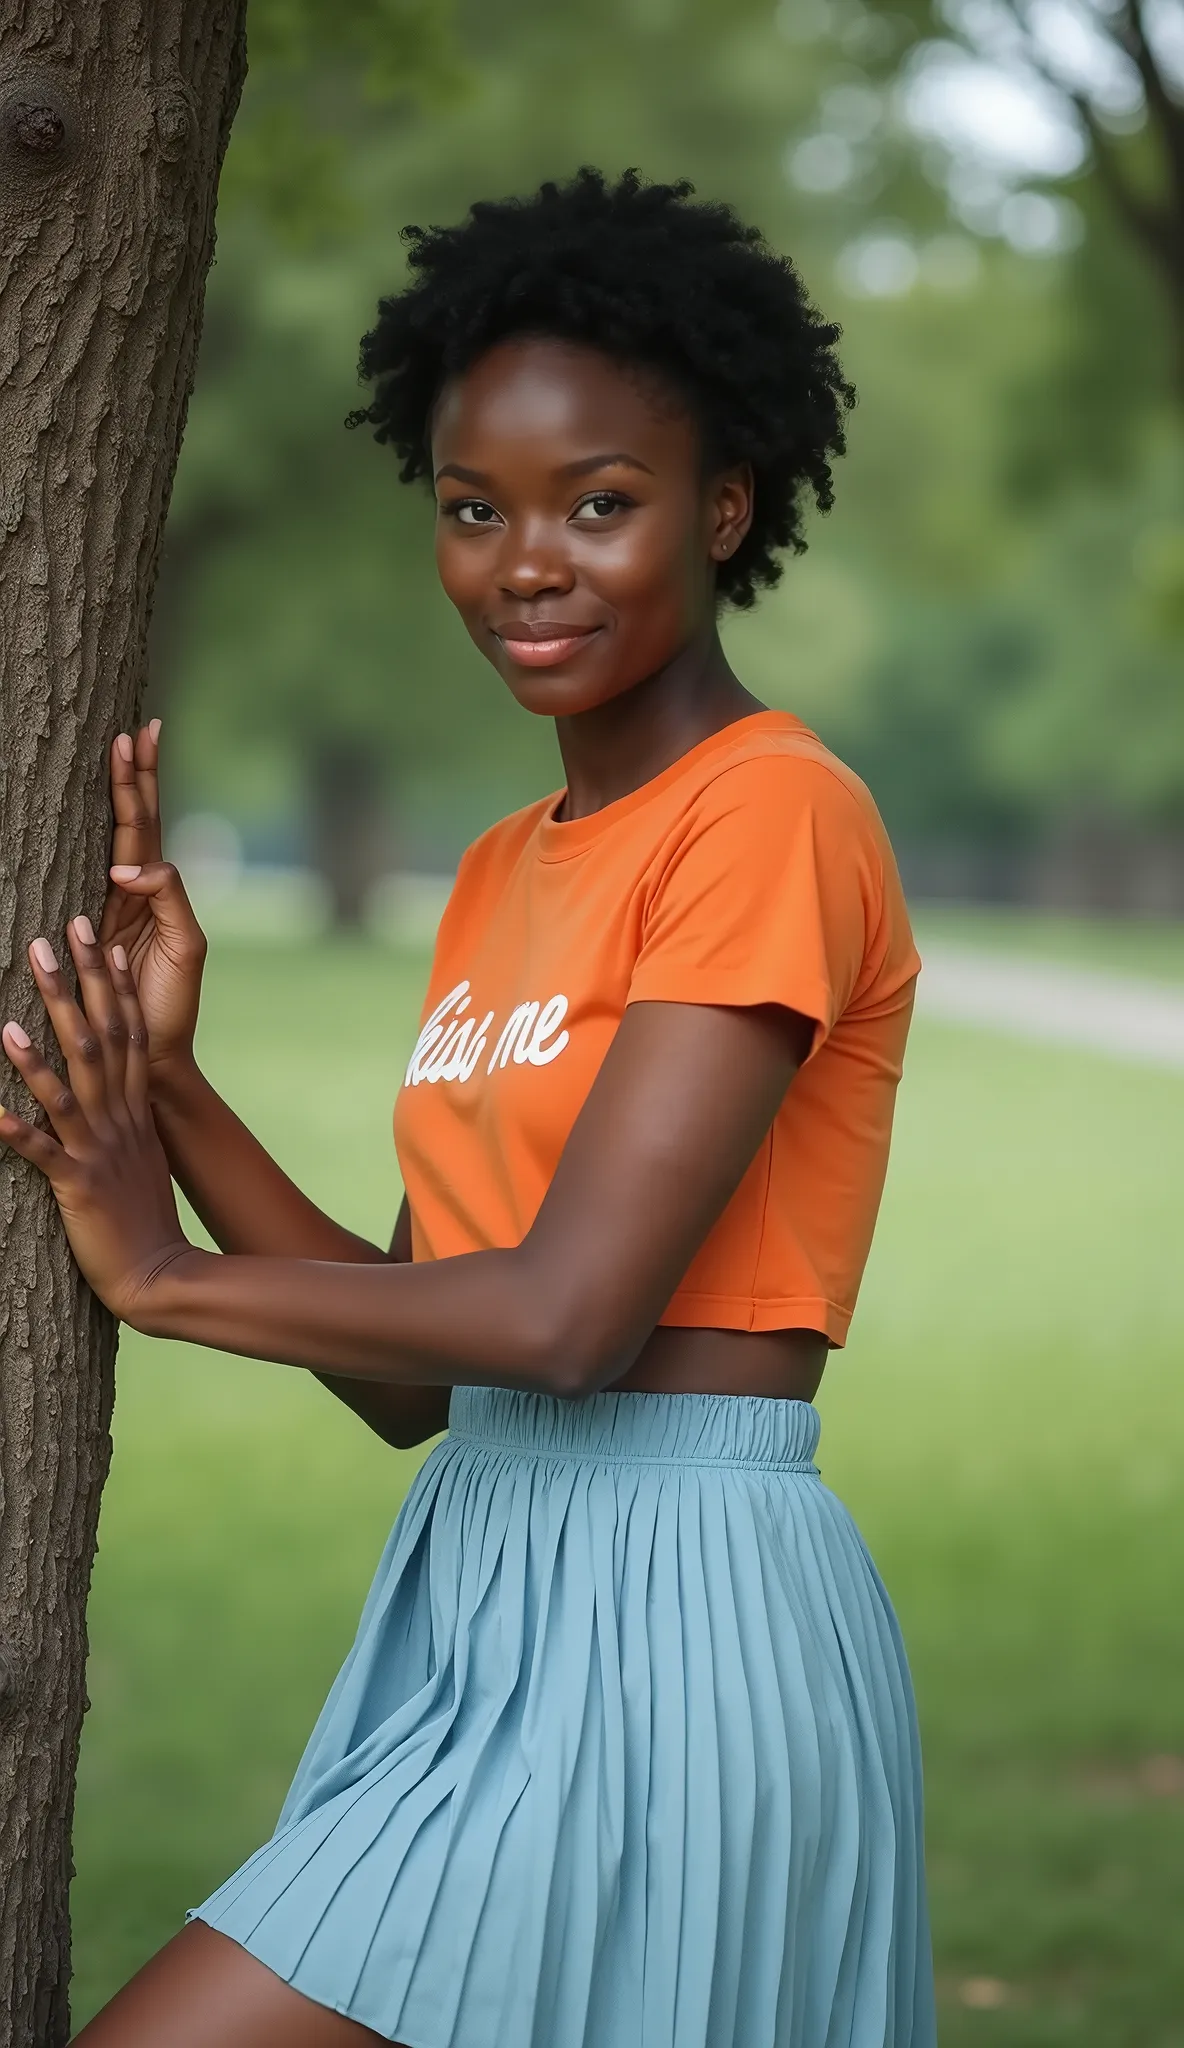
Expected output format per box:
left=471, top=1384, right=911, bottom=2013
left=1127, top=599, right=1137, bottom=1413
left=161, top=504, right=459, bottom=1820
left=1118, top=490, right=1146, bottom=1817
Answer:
left=72, top=1922, right=401, bottom=2047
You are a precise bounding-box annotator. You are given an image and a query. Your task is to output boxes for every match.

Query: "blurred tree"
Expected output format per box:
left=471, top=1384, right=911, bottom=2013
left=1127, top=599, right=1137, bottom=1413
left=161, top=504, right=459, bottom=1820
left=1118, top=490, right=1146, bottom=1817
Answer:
left=954, top=0, right=1184, bottom=390
left=785, top=0, right=1184, bottom=392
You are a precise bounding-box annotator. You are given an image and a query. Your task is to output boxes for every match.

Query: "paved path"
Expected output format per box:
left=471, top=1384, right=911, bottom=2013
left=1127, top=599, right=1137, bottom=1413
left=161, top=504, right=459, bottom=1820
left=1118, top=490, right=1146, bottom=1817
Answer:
left=916, top=946, right=1184, bottom=1072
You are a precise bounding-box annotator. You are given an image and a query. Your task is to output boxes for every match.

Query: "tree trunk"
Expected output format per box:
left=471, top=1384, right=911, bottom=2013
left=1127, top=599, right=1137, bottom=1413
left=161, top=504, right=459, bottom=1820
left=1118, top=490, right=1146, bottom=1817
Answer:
left=307, top=738, right=395, bottom=930
left=0, top=8, right=246, bottom=2041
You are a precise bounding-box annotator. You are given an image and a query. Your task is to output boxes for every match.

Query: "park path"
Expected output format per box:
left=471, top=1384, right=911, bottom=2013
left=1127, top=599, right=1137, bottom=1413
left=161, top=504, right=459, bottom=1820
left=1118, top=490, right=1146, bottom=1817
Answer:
left=916, top=946, right=1184, bottom=1073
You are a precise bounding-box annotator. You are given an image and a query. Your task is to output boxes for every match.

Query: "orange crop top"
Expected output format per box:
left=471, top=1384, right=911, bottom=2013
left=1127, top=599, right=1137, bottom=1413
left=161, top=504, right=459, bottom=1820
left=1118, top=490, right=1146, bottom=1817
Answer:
left=394, top=710, right=921, bottom=1346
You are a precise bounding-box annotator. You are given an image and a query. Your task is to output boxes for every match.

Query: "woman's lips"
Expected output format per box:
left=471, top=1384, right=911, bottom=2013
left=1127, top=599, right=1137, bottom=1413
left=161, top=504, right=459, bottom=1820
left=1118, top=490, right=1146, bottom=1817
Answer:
left=496, top=628, right=600, bottom=668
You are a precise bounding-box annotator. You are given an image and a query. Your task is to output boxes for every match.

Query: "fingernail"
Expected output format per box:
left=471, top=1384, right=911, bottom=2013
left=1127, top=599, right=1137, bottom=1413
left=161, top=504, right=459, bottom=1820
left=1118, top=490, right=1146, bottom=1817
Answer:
left=110, top=865, right=141, bottom=883
left=4, top=1023, right=31, bottom=1050
left=116, top=733, right=133, bottom=763
left=31, top=938, right=57, bottom=974
left=112, top=944, right=129, bottom=972
left=73, top=914, right=96, bottom=947
left=149, top=717, right=162, bottom=742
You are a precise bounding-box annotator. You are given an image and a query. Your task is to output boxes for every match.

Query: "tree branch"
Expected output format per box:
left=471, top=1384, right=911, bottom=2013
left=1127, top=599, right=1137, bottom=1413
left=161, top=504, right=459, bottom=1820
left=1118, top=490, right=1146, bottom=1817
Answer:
left=989, top=0, right=1180, bottom=282
left=1074, top=87, right=1177, bottom=267
left=1120, top=0, right=1184, bottom=208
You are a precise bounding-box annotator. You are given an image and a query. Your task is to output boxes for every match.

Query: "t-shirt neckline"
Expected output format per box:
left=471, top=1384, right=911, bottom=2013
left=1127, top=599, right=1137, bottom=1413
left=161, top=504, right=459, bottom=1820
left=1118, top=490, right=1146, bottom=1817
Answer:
left=535, top=708, right=805, bottom=863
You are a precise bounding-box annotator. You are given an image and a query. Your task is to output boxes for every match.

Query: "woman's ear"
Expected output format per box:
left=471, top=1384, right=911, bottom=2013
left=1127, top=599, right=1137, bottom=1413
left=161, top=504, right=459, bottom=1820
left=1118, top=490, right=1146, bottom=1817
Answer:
left=708, top=463, right=755, bottom=563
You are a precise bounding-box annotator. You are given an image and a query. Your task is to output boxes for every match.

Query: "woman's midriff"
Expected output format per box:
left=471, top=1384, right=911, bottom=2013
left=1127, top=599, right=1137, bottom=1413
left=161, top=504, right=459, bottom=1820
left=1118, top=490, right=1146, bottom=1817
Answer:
left=612, top=1325, right=828, bottom=1401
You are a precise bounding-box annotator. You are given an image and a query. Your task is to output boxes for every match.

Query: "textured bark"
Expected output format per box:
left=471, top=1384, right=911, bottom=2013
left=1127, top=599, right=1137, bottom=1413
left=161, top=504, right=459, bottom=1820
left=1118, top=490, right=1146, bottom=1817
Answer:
left=0, top=6, right=246, bottom=2041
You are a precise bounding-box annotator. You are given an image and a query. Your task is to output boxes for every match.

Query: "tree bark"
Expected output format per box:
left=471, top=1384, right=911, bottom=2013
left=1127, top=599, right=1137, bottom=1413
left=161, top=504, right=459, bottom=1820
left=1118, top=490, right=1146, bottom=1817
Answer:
left=0, top=7, right=246, bottom=2041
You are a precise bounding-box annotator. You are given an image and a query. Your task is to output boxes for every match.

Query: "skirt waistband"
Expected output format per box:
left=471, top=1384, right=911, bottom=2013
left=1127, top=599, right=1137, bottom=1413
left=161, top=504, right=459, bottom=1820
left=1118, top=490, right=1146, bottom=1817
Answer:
left=447, top=1385, right=821, bottom=1472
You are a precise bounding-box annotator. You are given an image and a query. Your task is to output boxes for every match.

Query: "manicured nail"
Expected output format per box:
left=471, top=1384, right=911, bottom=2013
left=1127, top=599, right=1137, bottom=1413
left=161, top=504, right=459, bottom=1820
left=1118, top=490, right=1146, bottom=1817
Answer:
left=31, top=938, right=57, bottom=974
left=116, top=733, right=133, bottom=763
left=110, top=865, right=141, bottom=883
left=111, top=944, right=128, bottom=972
left=72, top=914, right=96, bottom=947
left=149, top=717, right=162, bottom=743
left=4, top=1023, right=31, bottom=1050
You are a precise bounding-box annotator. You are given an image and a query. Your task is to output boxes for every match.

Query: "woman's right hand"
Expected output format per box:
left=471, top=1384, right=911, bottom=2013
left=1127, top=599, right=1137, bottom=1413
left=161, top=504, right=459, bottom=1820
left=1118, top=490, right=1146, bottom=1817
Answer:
left=97, top=722, right=209, bottom=1084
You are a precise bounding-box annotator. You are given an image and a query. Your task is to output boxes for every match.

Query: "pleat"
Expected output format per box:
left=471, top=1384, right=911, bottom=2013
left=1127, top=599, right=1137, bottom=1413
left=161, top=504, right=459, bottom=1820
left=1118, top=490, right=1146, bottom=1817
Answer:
left=697, top=1479, right=770, bottom=2044
left=584, top=1465, right=661, bottom=2048
left=192, top=1390, right=935, bottom=2048
left=793, top=1488, right=908, bottom=2044
left=639, top=1465, right=689, bottom=2042
left=673, top=1475, right=726, bottom=2044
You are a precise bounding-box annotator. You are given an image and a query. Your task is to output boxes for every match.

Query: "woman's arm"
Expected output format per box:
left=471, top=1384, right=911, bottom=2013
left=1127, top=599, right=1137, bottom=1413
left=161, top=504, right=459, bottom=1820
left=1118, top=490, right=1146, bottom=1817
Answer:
left=311, top=1200, right=452, bottom=1449
left=1, top=943, right=810, bottom=1399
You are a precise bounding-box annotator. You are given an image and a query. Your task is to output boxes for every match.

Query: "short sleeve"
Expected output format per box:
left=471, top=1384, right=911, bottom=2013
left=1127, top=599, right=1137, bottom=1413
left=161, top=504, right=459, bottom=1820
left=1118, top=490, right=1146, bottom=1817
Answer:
left=626, top=756, right=880, bottom=1054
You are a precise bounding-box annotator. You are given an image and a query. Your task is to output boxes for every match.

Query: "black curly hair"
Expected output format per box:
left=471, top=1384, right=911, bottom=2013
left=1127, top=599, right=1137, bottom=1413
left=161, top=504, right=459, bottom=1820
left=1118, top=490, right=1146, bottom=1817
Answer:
left=347, top=169, right=855, bottom=611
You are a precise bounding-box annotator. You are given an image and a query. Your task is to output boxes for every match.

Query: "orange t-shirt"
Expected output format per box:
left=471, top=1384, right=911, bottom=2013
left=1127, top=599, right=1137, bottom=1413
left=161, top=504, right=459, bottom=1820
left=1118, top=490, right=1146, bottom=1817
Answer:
left=394, top=710, right=920, bottom=1345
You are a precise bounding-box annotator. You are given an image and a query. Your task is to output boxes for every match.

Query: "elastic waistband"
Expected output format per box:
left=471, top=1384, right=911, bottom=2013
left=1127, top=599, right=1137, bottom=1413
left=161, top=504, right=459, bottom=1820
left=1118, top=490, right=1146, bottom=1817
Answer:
left=447, top=1386, right=821, bottom=1472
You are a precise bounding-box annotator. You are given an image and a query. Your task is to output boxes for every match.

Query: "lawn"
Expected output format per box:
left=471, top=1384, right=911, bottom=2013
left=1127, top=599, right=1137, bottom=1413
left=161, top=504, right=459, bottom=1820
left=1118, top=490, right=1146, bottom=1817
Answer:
left=69, top=934, right=1184, bottom=2042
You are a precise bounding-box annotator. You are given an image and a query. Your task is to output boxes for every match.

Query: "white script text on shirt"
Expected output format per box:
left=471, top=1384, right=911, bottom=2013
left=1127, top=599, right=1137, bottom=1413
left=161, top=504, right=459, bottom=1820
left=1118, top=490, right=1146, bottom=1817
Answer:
left=404, top=982, right=570, bottom=1087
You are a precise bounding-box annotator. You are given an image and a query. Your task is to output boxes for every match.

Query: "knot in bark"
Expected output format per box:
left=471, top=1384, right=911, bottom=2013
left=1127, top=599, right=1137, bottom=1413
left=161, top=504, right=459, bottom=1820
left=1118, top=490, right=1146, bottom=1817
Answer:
left=1, top=75, right=78, bottom=168
left=11, top=101, right=64, bottom=153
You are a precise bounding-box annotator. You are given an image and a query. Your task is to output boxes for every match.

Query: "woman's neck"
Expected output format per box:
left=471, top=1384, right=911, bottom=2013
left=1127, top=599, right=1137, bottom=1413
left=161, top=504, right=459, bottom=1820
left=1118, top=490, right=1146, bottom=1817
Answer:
left=554, top=625, right=766, bottom=822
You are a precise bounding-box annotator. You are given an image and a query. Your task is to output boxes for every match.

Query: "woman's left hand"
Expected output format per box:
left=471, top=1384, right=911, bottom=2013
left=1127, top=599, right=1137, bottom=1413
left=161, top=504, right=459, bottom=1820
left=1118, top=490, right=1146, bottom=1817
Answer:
left=0, top=917, right=192, bottom=1323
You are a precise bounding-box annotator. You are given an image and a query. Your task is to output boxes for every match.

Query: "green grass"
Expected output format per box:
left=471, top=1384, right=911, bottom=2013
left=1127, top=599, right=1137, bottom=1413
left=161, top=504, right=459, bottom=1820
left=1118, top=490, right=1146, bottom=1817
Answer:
left=70, top=936, right=1184, bottom=2042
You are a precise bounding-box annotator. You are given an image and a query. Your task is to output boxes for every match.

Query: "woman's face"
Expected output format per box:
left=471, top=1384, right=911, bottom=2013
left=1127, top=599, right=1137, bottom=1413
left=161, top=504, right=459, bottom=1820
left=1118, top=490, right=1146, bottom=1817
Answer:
left=430, top=337, right=752, bottom=718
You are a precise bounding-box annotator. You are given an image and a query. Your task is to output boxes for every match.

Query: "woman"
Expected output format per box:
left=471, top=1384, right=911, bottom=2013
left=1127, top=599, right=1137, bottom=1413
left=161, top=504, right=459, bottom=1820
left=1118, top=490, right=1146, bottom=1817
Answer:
left=2, top=170, right=934, bottom=2047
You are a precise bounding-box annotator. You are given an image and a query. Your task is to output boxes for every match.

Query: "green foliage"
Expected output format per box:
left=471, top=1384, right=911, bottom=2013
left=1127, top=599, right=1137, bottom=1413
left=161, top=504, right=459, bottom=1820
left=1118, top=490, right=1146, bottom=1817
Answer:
left=69, top=933, right=1184, bottom=2037
left=218, top=0, right=466, bottom=248
left=999, top=201, right=1174, bottom=501
left=248, top=0, right=462, bottom=100
left=217, top=104, right=354, bottom=246
left=985, top=450, right=1184, bottom=827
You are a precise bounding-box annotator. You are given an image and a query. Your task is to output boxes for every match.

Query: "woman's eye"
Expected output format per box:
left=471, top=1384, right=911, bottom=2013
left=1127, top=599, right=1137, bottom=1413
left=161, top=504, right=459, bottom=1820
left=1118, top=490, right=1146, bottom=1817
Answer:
left=447, top=500, right=501, bottom=527
left=572, top=491, right=631, bottom=522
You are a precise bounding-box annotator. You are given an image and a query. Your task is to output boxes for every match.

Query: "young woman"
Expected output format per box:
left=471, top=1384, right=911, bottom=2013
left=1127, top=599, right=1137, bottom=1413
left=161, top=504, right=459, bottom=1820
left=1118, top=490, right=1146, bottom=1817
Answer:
left=2, top=170, right=935, bottom=2047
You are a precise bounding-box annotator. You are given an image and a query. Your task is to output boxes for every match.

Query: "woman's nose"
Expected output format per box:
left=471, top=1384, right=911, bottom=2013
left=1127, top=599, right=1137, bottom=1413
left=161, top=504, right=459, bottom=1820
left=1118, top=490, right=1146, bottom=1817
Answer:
left=497, top=523, right=576, bottom=598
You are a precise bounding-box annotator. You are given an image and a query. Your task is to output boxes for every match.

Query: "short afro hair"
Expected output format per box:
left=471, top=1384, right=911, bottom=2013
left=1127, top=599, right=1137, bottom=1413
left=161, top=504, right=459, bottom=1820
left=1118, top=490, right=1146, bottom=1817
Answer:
left=347, top=168, right=855, bottom=610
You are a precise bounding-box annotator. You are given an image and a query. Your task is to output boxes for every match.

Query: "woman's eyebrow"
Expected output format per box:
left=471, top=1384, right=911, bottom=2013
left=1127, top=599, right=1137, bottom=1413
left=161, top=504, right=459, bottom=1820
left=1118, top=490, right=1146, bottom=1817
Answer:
left=434, top=452, right=655, bottom=487
left=558, top=452, right=655, bottom=479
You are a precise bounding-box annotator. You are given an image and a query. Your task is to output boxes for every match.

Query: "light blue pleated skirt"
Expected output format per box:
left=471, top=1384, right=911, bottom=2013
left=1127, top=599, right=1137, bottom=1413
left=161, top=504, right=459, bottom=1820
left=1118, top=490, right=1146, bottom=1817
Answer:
left=194, top=1387, right=936, bottom=2047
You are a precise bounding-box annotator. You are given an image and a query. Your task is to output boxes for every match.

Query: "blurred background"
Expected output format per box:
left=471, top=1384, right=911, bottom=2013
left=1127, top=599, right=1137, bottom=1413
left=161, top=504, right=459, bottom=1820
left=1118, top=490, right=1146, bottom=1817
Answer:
left=70, top=0, right=1183, bottom=2039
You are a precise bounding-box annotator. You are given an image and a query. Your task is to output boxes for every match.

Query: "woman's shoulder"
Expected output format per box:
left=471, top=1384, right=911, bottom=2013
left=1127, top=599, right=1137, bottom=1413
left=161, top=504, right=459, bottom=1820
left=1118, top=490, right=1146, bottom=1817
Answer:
left=671, top=715, right=918, bottom=990
left=678, top=711, right=891, bottom=856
